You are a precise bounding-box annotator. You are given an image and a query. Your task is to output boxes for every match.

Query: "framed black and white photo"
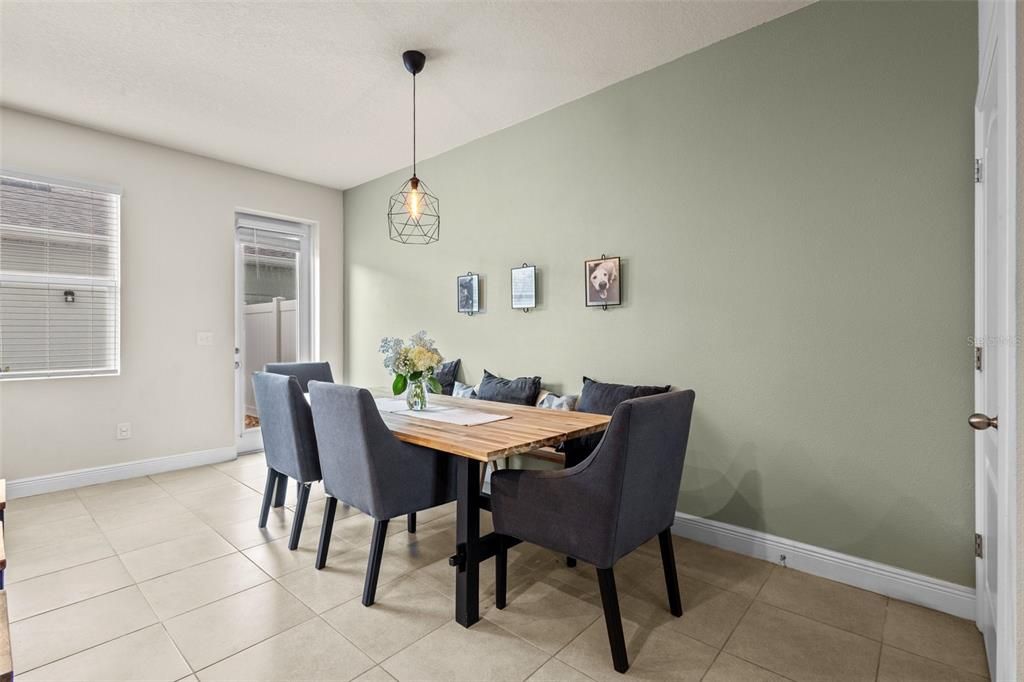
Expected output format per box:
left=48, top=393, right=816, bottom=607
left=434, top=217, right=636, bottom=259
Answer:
left=585, top=256, right=621, bottom=308
left=457, top=273, right=480, bottom=314
left=511, top=264, right=536, bottom=311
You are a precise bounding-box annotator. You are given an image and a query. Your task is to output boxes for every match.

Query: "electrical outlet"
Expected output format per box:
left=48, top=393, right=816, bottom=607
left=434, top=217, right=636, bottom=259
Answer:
left=116, top=422, right=132, bottom=440
left=196, top=331, right=214, bottom=346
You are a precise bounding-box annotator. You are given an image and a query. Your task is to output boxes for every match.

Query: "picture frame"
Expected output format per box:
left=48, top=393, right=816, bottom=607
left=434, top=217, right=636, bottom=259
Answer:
left=457, top=272, right=480, bottom=315
left=510, top=264, right=536, bottom=312
left=585, top=255, right=621, bottom=309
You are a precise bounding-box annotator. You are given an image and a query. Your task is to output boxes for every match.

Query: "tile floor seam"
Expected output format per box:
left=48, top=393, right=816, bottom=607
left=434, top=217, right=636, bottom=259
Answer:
left=129, top=545, right=249, bottom=586
left=359, top=612, right=455, bottom=675
left=13, top=611, right=162, bottom=676
left=134, top=551, right=275, bottom=620
left=874, top=598, right=890, bottom=682
left=698, top=649, right=725, bottom=682
left=522, top=653, right=557, bottom=681
left=5, top=554, right=135, bottom=623
left=311, top=611, right=387, bottom=668
left=158, top=621, right=197, bottom=676
left=878, top=641, right=991, bottom=680
left=718, top=578, right=759, bottom=653
left=318, top=599, right=451, bottom=668
left=186, top=613, right=324, bottom=678
left=146, top=563, right=299, bottom=624
left=750, top=594, right=885, bottom=643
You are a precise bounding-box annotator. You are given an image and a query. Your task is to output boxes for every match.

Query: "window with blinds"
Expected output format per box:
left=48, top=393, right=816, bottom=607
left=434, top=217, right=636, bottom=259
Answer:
left=0, top=173, right=121, bottom=379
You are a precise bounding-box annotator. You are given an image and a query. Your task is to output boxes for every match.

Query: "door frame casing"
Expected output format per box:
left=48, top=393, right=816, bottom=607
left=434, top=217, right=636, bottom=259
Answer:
left=974, top=3, right=1018, bottom=681
left=233, top=208, right=321, bottom=453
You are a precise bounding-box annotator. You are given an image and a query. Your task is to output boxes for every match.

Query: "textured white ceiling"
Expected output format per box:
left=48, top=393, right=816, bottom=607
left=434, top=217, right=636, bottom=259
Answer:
left=1, top=1, right=811, bottom=189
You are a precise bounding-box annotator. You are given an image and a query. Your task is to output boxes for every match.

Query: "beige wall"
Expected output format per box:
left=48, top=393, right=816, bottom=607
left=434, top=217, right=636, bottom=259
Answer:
left=0, top=108, right=343, bottom=480
left=344, top=1, right=977, bottom=585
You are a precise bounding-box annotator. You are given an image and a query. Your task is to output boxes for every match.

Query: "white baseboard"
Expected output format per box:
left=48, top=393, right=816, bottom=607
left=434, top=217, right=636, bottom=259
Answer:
left=672, top=511, right=976, bottom=621
left=7, top=446, right=237, bottom=499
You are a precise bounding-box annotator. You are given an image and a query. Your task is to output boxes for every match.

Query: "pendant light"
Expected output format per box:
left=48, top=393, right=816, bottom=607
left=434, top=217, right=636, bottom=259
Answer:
left=388, top=50, right=440, bottom=244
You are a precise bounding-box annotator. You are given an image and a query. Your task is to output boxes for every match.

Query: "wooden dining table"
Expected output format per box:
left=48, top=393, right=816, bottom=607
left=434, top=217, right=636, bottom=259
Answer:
left=365, top=389, right=611, bottom=627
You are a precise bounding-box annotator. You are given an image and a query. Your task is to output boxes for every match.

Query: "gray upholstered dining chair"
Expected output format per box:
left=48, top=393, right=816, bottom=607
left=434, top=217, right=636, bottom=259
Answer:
left=252, top=371, right=323, bottom=550
left=490, top=390, right=696, bottom=674
left=307, top=381, right=457, bottom=606
left=265, top=361, right=334, bottom=392
left=262, top=362, right=333, bottom=509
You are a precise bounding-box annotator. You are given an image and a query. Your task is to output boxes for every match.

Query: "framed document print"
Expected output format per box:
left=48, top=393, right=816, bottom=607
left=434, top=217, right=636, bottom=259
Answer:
left=511, top=264, right=536, bottom=311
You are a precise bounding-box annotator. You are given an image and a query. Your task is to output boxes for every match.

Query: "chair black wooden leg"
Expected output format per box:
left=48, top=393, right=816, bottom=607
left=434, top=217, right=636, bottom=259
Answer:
left=259, top=468, right=277, bottom=528
left=495, top=541, right=508, bottom=610
left=407, top=512, right=417, bottom=534
left=658, top=527, right=683, bottom=617
left=273, top=472, right=288, bottom=507
left=597, top=567, right=629, bottom=674
left=288, top=483, right=311, bottom=550
left=315, top=497, right=338, bottom=569
left=362, top=518, right=389, bottom=606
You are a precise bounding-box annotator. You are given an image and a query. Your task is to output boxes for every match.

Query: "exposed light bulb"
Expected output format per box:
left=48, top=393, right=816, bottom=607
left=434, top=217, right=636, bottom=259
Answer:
left=404, top=178, right=422, bottom=219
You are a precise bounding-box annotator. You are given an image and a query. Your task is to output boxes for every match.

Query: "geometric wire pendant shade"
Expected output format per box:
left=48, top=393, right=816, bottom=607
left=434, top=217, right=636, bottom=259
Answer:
left=388, top=50, right=439, bottom=244
left=388, top=177, right=440, bottom=244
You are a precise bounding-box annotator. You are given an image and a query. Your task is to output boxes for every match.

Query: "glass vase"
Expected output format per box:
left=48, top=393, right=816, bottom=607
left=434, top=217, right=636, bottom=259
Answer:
left=406, top=378, right=428, bottom=411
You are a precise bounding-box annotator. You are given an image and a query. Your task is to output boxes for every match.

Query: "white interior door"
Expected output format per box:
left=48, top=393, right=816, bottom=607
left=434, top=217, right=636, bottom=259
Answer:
left=972, top=4, right=1017, bottom=679
left=234, top=213, right=314, bottom=453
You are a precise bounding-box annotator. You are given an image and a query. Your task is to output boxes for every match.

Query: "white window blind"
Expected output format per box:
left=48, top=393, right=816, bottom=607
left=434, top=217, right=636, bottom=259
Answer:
left=0, top=173, right=121, bottom=379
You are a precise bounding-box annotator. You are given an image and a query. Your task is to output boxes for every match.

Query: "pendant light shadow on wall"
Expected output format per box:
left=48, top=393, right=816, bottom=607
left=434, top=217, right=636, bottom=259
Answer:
left=388, top=50, right=440, bottom=244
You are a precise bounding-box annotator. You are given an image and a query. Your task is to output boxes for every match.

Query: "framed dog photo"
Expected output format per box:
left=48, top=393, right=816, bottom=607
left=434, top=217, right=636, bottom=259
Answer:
left=585, top=256, right=621, bottom=308
left=457, top=272, right=480, bottom=314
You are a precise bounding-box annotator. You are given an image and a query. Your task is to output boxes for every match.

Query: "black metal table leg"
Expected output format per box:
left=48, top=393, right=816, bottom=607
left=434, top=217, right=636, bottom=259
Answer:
left=455, top=458, right=481, bottom=627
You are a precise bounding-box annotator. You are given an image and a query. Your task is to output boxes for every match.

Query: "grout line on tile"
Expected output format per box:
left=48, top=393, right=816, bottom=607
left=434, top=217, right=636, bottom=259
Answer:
left=6, top=554, right=135, bottom=623
left=187, top=614, right=323, bottom=677
left=159, top=621, right=197, bottom=676
left=13, top=610, right=162, bottom=675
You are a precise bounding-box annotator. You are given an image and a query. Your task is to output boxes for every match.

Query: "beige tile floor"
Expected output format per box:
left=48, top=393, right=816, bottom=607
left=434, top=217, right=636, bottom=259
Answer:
left=5, top=454, right=989, bottom=681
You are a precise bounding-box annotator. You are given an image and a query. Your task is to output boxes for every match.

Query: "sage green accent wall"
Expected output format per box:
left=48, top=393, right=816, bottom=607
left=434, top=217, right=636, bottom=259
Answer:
left=344, top=1, right=977, bottom=585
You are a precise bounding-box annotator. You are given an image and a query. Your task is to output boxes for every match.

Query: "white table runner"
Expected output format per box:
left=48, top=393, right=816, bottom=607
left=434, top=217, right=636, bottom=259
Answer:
left=373, top=398, right=511, bottom=426
left=303, top=393, right=511, bottom=426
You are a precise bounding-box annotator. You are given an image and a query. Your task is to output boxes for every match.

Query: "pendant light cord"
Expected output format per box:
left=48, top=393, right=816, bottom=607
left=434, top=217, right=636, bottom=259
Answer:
left=412, top=73, right=417, bottom=177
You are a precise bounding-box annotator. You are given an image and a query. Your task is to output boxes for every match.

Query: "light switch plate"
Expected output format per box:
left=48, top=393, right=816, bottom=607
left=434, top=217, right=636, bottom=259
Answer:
left=196, top=331, right=214, bottom=346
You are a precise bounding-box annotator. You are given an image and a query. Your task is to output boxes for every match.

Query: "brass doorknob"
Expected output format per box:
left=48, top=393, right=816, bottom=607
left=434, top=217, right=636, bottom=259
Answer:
left=968, top=413, right=999, bottom=430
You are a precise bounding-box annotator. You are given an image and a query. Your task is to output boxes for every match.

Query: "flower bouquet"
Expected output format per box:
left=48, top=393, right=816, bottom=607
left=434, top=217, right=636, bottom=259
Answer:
left=379, top=331, right=444, bottom=410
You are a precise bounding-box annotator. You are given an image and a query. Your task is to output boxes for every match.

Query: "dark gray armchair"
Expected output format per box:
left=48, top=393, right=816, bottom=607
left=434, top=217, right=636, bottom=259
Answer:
left=490, top=390, right=696, bottom=674
left=252, top=371, right=323, bottom=550
left=308, top=382, right=457, bottom=606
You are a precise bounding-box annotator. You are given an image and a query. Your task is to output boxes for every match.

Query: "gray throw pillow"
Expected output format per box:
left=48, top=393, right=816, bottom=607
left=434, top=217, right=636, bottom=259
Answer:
left=476, top=369, right=542, bottom=406
left=565, top=376, right=672, bottom=468
left=576, top=376, right=671, bottom=415
left=435, top=359, right=461, bottom=396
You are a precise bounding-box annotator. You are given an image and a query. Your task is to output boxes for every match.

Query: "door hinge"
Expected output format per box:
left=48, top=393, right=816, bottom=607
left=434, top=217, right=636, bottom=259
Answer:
left=975, top=533, right=983, bottom=558
left=974, top=158, right=983, bottom=183
left=975, top=346, right=983, bottom=371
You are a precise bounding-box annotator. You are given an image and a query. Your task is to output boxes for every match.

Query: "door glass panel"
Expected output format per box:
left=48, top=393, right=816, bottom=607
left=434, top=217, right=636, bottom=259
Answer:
left=238, top=227, right=301, bottom=431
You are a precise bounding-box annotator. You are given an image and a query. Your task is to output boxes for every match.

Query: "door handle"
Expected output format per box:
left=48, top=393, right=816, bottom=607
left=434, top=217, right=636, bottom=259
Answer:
left=968, top=413, right=998, bottom=430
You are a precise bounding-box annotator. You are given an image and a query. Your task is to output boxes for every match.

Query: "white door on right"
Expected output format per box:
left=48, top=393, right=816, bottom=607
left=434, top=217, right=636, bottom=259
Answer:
left=972, top=3, right=1016, bottom=679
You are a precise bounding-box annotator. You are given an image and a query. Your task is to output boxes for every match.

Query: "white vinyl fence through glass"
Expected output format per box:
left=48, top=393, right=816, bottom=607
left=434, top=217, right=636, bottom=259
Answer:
left=237, top=225, right=302, bottom=425
left=0, top=174, right=121, bottom=379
